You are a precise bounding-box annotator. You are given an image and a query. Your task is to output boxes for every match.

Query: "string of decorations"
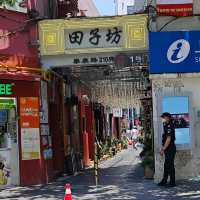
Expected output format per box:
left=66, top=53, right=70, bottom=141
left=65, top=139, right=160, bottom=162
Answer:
left=91, top=80, right=151, bottom=108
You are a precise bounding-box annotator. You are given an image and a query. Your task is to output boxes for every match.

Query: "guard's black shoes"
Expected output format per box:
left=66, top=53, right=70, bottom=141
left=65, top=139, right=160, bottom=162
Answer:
left=167, top=183, right=176, bottom=187
left=157, top=181, right=167, bottom=186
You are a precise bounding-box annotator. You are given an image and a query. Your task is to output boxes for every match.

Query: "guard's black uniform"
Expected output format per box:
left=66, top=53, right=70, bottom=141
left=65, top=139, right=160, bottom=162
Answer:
left=162, top=121, right=176, bottom=184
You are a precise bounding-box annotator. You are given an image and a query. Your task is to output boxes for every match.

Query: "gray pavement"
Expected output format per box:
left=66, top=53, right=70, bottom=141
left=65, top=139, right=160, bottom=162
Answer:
left=0, top=146, right=200, bottom=199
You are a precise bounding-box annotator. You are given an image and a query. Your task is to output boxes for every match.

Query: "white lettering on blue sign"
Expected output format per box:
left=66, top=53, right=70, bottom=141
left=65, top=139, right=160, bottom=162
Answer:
left=167, top=39, right=190, bottom=64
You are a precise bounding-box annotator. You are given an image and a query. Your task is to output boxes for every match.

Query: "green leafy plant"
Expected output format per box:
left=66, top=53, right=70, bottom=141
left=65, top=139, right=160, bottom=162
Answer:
left=141, top=156, right=154, bottom=170
left=137, top=135, right=144, bottom=144
left=0, top=0, right=17, bottom=7
left=111, top=138, right=119, bottom=147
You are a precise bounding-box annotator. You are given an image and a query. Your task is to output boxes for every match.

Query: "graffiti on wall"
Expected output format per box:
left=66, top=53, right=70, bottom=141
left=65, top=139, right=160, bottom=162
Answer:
left=153, top=79, right=184, bottom=97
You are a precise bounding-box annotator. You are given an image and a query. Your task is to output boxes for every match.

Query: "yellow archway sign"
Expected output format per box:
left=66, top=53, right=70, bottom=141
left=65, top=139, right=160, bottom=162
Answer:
left=39, top=14, right=148, bottom=56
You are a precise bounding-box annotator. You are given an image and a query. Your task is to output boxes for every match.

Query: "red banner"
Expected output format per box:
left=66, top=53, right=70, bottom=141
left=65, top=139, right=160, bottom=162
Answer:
left=157, top=0, right=193, bottom=16
left=20, top=97, right=40, bottom=128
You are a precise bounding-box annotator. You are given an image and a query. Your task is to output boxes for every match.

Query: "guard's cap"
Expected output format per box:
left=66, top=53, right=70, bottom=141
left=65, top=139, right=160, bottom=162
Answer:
left=161, top=112, right=172, bottom=118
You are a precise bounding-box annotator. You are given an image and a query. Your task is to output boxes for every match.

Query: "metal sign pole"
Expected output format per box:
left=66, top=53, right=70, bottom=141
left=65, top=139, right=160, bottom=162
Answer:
left=94, top=142, right=99, bottom=186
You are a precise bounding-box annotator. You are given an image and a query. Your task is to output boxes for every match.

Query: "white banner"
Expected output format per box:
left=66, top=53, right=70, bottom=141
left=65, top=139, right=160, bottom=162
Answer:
left=21, top=128, right=41, bottom=160
left=113, top=108, right=122, bottom=118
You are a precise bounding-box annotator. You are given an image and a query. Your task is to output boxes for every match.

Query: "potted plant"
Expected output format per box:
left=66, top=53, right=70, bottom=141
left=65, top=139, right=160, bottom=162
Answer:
left=117, top=140, right=122, bottom=151
left=111, top=138, right=118, bottom=156
left=122, top=137, right=128, bottom=149
left=142, top=153, right=154, bottom=179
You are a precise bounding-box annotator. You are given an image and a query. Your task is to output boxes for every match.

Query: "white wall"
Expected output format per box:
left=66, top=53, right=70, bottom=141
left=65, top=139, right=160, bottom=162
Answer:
left=151, top=74, right=200, bottom=181
left=78, top=0, right=100, bottom=17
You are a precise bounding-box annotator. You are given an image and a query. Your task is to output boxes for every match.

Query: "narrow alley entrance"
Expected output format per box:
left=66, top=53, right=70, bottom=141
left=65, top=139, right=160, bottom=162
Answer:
left=39, top=15, right=154, bottom=179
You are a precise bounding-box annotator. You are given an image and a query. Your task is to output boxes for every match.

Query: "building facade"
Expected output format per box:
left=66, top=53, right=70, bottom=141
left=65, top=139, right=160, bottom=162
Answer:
left=115, top=0, right=147, bottom=15
left=78, top=0, right=100, bottom=16
left=0, top=0, right=84, bottom=187
left=149, top=0, right=200, bottom=181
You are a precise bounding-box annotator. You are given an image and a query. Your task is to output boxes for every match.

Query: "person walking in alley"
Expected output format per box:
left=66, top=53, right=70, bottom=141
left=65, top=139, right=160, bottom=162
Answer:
left=158, top=112, right=176, bottom=187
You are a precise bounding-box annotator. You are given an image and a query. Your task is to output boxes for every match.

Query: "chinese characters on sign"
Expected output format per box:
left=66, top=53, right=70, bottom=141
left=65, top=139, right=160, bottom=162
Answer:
left=71, top=53, right=148, bottom=66
left=115, top=53, right=149, bottom=68
left=129, top=53, right=149, bottom=66
left=73, top=56, right=115, bottom=65
left=20, top=97, right=40, bottom=160
left=66, top=27, right=123, bottom=49
left=157, top=0, right=193, bottom=16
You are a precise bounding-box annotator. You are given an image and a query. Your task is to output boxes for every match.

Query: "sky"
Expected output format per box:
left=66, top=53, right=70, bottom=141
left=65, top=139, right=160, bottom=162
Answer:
left=94, top=0, right=115, bottom=16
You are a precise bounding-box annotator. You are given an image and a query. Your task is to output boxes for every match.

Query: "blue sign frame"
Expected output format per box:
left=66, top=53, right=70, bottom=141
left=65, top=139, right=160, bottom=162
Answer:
left=149, top=31, right=200, bottom=74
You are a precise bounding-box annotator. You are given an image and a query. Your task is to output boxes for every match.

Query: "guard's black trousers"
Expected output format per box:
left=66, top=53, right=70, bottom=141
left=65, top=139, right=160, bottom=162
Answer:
left=162, top=147, right=176, bottom=184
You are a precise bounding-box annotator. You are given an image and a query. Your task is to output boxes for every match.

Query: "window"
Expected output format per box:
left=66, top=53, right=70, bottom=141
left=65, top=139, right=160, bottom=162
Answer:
left=127, top=6, right=135, bottom=14
left=0, top=98, right=18, bottom=149
left=122, top=2, right=124, bottom=11
left=162, top=96, right=190, bottom=148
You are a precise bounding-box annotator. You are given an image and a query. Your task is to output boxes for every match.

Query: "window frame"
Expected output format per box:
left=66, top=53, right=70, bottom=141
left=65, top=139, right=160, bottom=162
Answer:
left=158, top=92, right=193, bottom=151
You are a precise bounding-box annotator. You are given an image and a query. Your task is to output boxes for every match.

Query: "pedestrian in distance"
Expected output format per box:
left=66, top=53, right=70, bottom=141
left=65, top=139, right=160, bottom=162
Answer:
left=131, top=128, right=138, bottom=150
left=158, top=112, right=176, bottom=187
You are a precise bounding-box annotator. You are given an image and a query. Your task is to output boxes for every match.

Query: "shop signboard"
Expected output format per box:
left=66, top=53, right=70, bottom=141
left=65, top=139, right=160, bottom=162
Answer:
left=0, top=83, right=14, bottom=95
left=149, top=31, right=200, bottom=74
left=157, top=0, right=193, bottom=16
left=39, top=15, right=148, bottom=57
left=66, top=27, right=123, bottom=49
left=41, top=52, right=149, bottom=68
left=20, top=97, right=40, bottom=160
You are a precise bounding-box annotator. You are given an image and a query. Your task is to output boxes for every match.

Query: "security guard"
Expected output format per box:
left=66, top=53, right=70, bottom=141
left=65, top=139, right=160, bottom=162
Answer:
left=158, top=112, right=176, bottom=187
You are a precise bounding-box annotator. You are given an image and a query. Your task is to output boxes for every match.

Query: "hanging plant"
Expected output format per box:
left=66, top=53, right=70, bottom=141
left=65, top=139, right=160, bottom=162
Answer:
left=0, top=0, right=17, bottom=7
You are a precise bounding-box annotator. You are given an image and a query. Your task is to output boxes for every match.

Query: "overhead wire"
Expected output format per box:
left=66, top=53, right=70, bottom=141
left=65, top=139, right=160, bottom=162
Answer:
left=0, top=16, right=43, bottom=39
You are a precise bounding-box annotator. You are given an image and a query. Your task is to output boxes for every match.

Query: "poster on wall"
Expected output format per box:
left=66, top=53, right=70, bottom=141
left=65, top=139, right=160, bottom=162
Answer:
left=157, top=0, right=193, bottom=16
left=20, top=97, right=41, bottom=160
left=20, top=97, right=40, bottom=129
left=0, top=151, right=11, bottom=186
left=21, top=128, right=40, bottom=160
left=40, top=124, right=50, bottom=136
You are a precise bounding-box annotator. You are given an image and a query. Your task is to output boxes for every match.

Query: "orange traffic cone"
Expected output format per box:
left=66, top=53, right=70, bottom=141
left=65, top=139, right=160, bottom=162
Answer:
left=64, top=184, right=72, bottom=200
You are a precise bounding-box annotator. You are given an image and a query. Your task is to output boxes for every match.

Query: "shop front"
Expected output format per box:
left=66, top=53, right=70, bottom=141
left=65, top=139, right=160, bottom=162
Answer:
left=0, top=74, right=50, bottom=187
left=0, top=97, right=19, bottom=186
left=150, top=31, right=200, bottom=181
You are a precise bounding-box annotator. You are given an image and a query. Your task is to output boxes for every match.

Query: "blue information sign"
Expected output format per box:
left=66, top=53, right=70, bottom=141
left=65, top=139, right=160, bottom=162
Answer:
left=149, top=31, right=200, bottom=74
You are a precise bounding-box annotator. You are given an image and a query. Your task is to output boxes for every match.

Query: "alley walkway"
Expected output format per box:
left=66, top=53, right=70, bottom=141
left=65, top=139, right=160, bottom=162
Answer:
left=0, top=147, right=200, bottom=200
